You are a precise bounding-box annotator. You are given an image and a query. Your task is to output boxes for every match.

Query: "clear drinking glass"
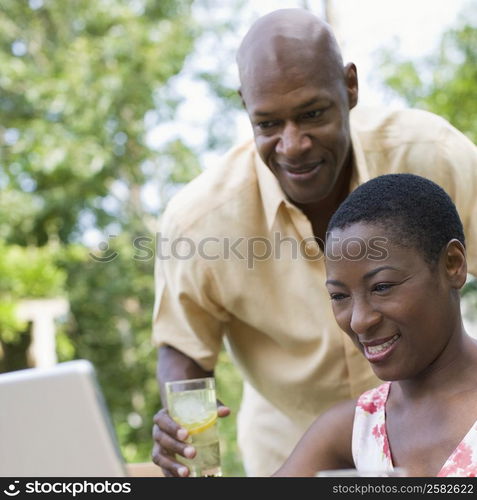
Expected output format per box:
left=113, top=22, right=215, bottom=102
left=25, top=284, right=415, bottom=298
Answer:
left=165, top=377, right=222, bottom=477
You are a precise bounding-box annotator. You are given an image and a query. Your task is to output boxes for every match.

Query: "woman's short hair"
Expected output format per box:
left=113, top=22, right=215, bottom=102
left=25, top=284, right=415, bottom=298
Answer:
left=327, top=173, right=465, bottom=264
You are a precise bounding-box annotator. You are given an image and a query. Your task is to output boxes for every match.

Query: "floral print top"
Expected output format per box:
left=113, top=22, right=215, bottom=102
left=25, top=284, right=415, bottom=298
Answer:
left=352, top=382, right=477, bottom=477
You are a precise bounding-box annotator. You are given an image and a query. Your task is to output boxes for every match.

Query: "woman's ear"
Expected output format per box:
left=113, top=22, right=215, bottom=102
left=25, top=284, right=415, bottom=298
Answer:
left=443, top=239, right=467, bottom=289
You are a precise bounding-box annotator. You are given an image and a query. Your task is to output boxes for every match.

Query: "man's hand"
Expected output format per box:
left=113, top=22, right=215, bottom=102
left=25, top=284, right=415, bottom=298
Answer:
left=152, top=403, right=230, bottom=477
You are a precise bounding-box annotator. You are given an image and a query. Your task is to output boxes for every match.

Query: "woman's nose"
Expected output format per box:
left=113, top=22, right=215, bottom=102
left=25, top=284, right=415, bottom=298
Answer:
left=349, top=299, right=382, bottom=335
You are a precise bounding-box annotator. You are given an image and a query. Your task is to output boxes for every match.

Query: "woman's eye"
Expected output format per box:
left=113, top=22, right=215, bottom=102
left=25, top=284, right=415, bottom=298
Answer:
left=329, top=293, right=348, bottom=302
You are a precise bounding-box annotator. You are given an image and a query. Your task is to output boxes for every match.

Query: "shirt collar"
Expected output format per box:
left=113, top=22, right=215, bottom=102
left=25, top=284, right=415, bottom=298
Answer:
left=350, top=123, right=370, bottom=190
left=254, top=150, right=287, bottom=231
left=254, top=123, right=370, bottom=231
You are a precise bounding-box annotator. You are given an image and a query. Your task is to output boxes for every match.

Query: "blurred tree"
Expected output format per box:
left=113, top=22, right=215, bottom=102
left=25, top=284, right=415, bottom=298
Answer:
left=0, top=242, right=66, bottom=371
left=0, top=0, right=245, bottom=473
left=0, top=0, right=200, bottom=463
left=56, top=238, right=159, bottom=462
left=379, top=7, right=476, bottom=144
left=0, top=0, right=201, bottom=245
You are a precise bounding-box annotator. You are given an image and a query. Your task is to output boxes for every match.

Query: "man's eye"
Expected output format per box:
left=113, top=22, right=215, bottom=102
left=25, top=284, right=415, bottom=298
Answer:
left=257, top=120, right=278, bottom=130
left=302, top=109, right=323, bottom=119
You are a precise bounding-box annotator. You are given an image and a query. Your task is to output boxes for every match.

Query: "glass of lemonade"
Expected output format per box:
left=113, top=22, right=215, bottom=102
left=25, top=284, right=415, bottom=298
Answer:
left=165, top=377, right=221, bottom=477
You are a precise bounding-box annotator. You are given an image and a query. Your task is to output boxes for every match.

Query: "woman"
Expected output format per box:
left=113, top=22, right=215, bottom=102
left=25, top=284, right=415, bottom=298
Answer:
left=274, top=173, right=477, bottom=477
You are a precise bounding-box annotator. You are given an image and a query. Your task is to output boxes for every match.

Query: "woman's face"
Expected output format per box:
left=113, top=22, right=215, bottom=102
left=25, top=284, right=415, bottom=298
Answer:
left=325, top=222, right=463, bottom=381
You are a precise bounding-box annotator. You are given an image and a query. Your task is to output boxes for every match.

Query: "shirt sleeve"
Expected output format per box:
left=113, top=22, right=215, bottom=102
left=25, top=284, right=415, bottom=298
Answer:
left=151, top=214, right=230, bottom=372
left=436, top=125, right=477, bottom=278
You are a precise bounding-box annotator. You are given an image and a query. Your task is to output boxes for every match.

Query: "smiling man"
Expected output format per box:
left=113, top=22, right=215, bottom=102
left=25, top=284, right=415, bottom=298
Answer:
left=152, top=9, right=477, bottom=476
left=236, top=11, right=355, bottom=226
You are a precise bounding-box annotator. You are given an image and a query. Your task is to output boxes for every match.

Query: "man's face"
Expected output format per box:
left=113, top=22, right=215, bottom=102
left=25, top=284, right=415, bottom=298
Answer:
left=241, top=62, right=357, bottom=206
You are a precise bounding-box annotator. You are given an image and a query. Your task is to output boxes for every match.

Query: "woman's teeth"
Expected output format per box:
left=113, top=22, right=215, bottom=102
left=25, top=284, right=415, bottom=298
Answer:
left=366, top=334, right=400, bottom=354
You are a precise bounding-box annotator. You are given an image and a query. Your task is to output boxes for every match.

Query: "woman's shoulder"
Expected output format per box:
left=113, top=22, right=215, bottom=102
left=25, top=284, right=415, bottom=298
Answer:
left=356, top=382, right=391, bottom=415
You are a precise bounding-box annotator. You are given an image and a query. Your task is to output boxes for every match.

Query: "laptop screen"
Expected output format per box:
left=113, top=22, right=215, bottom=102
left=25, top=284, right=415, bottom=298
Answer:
left=0, top=360, right=126, bottom=477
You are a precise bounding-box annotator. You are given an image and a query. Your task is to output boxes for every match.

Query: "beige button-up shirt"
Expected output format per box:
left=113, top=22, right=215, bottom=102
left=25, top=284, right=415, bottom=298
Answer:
left=153, top=106, right=477, bottom=429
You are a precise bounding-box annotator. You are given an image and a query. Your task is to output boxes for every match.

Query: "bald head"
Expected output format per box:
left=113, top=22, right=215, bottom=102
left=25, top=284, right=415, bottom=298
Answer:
left=237, top=9, right=345, bottom=98
left=235, top=9, right=358, bottom=208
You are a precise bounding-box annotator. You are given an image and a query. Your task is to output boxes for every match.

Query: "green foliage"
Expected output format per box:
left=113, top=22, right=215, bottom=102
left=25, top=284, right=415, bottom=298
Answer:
left=164, top=140, right=202, bottom=184
left=0, top=0, right=245, bottom=475
left=215, top=350, right=245, bottom=477
left=379, top=7, right=477, bottom=143
left=56, top=238, right=158, bottom=462
left=0, top=242, right=65, bottom=342
left=0, top=0, right=198, bottom=245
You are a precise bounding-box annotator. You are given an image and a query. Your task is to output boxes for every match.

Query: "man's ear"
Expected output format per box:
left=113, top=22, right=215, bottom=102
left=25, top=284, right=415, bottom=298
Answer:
left=344, top=63, right=358, bottom=110
left=443, top=239, right=467, bottom=289
left=238, top=88, right=246, bottom=109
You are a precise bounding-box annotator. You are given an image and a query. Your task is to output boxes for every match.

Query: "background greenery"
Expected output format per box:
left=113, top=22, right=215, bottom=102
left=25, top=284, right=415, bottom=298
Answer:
left=0, top=0, right=245, bottom=476
left=0, top=0, right=474, bottom=477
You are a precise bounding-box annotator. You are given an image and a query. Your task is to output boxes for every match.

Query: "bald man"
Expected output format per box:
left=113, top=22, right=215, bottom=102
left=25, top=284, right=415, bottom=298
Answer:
left=152, top=9, right=477, bottom=476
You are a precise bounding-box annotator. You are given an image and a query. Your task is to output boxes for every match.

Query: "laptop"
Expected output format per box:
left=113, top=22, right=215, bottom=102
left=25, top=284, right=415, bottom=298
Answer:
left=0, top=360, right=126, bottom=477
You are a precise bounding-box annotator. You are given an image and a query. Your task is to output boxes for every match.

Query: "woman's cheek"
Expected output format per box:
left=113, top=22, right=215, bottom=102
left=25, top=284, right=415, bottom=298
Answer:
left=333, top=307, right=351, bottom=333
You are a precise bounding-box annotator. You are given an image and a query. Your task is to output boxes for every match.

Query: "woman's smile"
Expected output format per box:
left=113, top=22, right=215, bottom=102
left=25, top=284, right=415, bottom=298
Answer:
left=360, top=333, right=401, bottom=363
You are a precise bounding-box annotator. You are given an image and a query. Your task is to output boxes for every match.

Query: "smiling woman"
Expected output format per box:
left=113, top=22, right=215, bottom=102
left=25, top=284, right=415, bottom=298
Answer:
left=273, top=173, right=477, bottom=477
left=325, top=174, right=467, bottom=383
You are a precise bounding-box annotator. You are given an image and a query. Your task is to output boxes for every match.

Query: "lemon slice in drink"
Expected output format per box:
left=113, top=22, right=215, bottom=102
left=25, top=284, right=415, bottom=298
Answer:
left=178, top=412, right=217, bottom=435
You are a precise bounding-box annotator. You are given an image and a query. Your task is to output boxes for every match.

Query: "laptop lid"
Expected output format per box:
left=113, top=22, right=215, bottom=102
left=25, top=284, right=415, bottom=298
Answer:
left=0, top=360, right=126, bottom=477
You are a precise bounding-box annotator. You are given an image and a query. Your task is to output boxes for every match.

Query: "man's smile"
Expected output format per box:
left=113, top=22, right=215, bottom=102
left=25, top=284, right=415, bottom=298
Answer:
left=280, top=160, right=325, bottom=180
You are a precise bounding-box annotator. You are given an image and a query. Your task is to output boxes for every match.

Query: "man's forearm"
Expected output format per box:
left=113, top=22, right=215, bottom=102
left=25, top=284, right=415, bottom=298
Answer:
left=157, top=345, right=212, bottom=408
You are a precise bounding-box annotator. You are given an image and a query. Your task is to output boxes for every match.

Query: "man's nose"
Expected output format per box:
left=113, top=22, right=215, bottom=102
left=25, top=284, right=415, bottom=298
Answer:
left=349, top=299, right=382, bottom=335
left=275, top=122, right=312, bottom=158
